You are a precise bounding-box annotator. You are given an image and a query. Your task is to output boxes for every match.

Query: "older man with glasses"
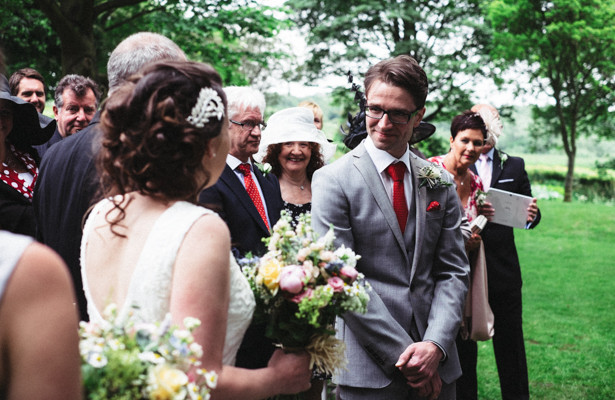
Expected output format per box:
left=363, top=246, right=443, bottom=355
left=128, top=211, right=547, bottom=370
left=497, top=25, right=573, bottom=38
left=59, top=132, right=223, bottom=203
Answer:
left=198, top=85, right=283, bottom=372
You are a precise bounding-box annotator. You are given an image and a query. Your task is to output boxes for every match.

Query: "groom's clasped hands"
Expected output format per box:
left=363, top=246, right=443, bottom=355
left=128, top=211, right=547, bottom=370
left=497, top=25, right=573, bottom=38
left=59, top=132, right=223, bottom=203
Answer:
left=396, top=341, right=443, bottom=400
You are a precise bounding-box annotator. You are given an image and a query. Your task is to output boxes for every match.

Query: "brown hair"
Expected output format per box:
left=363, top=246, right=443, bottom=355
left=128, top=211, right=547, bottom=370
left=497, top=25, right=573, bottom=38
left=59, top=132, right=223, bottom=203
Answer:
left=364, top=55, right=428, bottom=110
left=262, top=142, right=324, bottom=181
left=98, top=60, right=226, bottom=233
left=9, top=68, right=45, bottom=96
left=450, top=110, right=487, bottom=139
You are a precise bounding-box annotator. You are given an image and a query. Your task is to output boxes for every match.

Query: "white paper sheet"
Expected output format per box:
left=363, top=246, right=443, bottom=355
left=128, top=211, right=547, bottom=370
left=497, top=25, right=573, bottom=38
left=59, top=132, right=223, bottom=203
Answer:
left=486, top=188, right=532, bottom=229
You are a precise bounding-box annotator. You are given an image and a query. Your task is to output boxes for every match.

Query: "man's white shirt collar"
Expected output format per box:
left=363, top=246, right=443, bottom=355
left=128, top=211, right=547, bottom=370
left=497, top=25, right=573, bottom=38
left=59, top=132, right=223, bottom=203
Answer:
left=364, top=135, right=412, bottom=174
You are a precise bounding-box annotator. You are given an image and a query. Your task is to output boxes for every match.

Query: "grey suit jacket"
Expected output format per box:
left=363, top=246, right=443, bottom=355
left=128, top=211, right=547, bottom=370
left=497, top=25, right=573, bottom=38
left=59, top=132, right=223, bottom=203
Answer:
left=311, top=143, right=470, bottom=391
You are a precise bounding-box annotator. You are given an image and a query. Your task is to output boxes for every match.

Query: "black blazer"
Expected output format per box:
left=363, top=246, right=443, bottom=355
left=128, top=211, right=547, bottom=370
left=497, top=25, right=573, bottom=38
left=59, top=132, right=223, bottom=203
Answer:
left=199, top=163, right=283, bottom=258
left=199, top=162, right=283, bottom=369
left=0, top=180, right=36, bottom=236
left=33, top=113, right=101, bottom=321
left=471, top=150, right=541, bottom=294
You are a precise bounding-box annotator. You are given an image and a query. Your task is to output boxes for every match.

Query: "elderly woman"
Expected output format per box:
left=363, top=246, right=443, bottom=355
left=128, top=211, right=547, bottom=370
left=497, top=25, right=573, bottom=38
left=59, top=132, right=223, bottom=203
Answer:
left=0, top=75, right=55, bottom=236
left=256, top=107, right=336, bottom=224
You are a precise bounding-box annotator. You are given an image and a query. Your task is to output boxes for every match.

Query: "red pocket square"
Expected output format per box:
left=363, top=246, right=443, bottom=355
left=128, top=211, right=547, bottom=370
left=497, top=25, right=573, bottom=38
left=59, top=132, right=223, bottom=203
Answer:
left=427, top=201, right=440, bottom=212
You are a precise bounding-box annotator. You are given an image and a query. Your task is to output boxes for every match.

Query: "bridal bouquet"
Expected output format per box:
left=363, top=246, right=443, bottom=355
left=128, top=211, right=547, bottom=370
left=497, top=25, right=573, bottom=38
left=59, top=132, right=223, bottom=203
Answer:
left=79, top=304, right=217, bottom=400
left=240, top=212, right=370, bottom=380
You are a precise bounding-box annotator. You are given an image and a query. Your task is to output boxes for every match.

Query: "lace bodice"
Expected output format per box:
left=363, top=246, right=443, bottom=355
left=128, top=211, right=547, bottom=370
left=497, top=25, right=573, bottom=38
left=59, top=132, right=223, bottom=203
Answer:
left=81, top=199, right=255, bottom=365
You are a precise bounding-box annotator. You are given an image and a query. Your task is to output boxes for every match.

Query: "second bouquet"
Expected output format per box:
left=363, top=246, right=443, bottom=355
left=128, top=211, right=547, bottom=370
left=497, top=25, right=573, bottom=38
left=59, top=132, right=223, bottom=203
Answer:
left=240, top=211, right=370, bottom=378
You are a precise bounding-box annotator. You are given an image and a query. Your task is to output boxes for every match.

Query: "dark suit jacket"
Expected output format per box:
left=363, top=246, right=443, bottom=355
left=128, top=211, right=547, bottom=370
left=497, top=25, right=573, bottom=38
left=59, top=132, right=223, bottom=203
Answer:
left=199, top=162, right=283, bottom=369
left=471, top=150, right=541, bottom=294
left=0, top=180, right=36, bottom=236
left=198, top=163, right=283, bottom=258
left=33, top=128, right=63, bottom=159
left=33, top=113, right=101, bottom=321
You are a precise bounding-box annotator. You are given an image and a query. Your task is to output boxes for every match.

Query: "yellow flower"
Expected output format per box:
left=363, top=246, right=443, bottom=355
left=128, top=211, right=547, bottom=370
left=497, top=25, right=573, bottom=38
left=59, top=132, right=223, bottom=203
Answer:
left=258, top=258, right=282, bottom=292
left=148, top=364, right=188, bottom=400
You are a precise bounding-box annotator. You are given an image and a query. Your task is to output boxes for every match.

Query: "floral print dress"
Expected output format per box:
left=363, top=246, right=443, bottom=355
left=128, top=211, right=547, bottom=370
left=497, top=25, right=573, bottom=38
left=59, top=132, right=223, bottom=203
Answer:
left=428, top=155, right=484, bottom=223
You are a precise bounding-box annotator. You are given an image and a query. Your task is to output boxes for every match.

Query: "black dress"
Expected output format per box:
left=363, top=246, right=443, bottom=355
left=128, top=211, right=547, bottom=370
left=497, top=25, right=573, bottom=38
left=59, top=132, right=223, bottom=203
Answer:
left=283, top=200, right=311, bottom=226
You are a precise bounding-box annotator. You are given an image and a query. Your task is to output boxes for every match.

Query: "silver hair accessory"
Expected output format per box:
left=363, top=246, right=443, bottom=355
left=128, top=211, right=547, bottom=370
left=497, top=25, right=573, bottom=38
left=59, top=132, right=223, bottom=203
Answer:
left=187, top=87, right=225, bottom=128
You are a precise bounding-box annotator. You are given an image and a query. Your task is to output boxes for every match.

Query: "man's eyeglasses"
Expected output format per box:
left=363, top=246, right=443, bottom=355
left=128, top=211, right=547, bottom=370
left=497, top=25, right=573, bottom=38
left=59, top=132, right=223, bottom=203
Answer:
left=230, top=119, right=267, bottom=131
left=365, top=105, right=419, bottom=125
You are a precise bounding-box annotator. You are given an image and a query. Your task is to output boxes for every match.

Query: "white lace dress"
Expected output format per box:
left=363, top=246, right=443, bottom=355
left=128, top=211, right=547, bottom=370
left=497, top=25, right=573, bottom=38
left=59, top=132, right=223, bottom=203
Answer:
left=0, top=231, right=33, bottom=302
left=81, top=199, right=255, bottom=365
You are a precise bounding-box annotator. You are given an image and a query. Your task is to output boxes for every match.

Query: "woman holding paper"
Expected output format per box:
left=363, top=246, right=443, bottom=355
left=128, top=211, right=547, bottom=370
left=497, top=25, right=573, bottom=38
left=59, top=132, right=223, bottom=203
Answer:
left=428, top=110, right=488, bottom=252
left=428, top=110, right=491, bottom=400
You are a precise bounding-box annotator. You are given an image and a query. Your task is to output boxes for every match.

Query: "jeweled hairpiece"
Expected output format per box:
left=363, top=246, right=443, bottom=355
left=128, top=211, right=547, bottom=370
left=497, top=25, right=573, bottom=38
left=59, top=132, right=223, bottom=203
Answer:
left=187, top=87, right=225, bottom=128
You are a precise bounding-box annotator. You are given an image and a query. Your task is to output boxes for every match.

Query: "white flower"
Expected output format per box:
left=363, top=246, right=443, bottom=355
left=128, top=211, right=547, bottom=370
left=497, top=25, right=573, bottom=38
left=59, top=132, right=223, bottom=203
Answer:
left=87, top=351, right=108, bottom=368
left=203, top=370, right=218, bottom=389
left=183, top=317, right=201, bottom=331
left=189, top=342, right=203, bottom=358
left=418, top=165, right=452, bottom=189
left=139, top=351, right=165, bottom=364
left=257, top=162, right=272, bottom=176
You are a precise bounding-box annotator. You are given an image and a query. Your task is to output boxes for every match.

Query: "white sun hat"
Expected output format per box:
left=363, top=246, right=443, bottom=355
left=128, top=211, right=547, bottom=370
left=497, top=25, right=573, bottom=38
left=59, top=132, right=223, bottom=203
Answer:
left=254, top=107, right=337, bottom=163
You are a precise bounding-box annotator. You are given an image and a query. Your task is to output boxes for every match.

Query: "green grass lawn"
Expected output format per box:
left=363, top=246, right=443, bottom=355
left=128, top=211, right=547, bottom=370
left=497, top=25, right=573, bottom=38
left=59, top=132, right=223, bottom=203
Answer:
left=477, top=200, right=615, bottom=399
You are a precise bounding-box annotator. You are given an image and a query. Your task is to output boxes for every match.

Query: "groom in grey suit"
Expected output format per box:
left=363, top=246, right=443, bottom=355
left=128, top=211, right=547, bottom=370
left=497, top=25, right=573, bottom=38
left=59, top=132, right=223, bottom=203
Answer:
left=312, top=55, right=470, bottom=399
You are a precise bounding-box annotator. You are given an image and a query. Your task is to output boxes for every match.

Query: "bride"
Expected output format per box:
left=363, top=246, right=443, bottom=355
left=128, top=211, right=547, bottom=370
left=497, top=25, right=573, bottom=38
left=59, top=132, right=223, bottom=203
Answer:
left=80, top=60, right=311, bottom=399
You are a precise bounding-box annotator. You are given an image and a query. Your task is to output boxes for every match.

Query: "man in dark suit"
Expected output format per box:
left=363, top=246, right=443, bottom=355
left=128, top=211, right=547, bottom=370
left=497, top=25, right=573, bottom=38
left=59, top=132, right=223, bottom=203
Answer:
left=468, top=104, right=541, bottom=400
left=199, top=86, right=283, bottom=258
left=33, top=32, right=187, bottom=321
left=199, top=86, right=283, bottom=369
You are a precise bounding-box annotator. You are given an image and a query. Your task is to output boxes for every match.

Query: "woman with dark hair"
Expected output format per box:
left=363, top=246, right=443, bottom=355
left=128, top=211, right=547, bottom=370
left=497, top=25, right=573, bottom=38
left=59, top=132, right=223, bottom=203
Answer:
left=256, top=107, right=335, bottom=224
left=429, top=110, right=490, bottom=400
left=429, top=111, right=487, bottom=227
left=0, top=74, right=55, bottom=236
left=81, top=60, right=311, bottom=399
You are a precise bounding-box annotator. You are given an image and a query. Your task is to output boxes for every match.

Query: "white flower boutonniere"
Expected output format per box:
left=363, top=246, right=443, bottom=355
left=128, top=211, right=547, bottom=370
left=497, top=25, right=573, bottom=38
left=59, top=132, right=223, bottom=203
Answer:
left=256, top=162, right=272, bottom=176
left=475, top=189, right=488, bottom=207
left=418, top=165, right=452, bottom=189
left=499, top=151, right=508, bottom=169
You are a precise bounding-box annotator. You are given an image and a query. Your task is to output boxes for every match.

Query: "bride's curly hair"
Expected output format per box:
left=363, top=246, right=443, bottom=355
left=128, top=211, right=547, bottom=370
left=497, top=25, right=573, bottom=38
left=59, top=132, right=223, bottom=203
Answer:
left=97, top=60, right=227, bottom=232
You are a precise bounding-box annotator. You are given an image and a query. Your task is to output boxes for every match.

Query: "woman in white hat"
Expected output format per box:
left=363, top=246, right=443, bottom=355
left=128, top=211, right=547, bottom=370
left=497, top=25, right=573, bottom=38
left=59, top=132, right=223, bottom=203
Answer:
left=256, top=107, right=336, bottom=224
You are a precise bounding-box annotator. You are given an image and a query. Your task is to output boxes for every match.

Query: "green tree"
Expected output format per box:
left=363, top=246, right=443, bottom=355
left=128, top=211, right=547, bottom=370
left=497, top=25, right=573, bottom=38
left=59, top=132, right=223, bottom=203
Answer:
left=487, top=0, right=615, bottom=201
left=284, top=0, right=492, bottom=122
left=1, top=0, right=289, bottom=90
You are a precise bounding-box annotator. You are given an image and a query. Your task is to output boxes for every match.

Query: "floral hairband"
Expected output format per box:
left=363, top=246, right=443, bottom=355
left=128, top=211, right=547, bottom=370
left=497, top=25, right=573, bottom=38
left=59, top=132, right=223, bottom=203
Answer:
left=187, top=87, right=225, bottom=128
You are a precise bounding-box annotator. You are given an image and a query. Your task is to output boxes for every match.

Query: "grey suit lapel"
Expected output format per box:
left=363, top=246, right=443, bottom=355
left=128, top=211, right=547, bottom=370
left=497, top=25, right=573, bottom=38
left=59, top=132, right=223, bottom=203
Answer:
left=353, top=144, right=409, bottom=264
left=409, top=153, right=427, bottom=282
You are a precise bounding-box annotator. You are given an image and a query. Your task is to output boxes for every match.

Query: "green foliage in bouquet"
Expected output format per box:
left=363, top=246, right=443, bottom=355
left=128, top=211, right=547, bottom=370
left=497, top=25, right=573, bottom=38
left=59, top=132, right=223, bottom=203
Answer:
left=79, top=305, right=217, bottom=400
left=240, top=211, right=370, bottom=375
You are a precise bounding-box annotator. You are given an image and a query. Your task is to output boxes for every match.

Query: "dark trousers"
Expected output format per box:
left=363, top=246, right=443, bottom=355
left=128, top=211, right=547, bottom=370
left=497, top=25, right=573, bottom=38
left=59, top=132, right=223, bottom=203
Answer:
left=490, top=289, right=529, bottom=400
left=456, top=334, right=478, bottom=400
left=456, top=289, right=529, bottom=400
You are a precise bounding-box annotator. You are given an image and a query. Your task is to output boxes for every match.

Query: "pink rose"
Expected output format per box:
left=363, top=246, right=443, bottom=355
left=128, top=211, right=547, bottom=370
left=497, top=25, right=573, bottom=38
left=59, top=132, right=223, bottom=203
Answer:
left=290, top=288, right=313, bottom=303
left=279, top=265, right=306, bottom=294
left=328, top=276, right=345, bottom=292
left=340, top=266, right=359, bottom=283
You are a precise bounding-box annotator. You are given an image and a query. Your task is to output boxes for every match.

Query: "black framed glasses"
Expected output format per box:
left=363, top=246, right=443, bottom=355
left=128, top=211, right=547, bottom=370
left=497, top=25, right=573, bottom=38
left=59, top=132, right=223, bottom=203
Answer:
left=230, top=119, right=267, bottom=131
left=365, top=105, right=419, bottom=125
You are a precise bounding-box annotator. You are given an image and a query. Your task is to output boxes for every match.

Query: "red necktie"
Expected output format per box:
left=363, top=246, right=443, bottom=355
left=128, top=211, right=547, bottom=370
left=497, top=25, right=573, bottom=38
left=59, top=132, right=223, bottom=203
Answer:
left=237, top=163, right=269, bottom=230
left=386, top=162, right=408, bottom=234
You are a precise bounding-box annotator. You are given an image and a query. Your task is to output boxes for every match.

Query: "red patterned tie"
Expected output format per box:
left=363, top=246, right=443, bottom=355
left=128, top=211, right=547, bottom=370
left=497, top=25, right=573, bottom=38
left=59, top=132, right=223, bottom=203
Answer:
left=237, top=163, right=269, bottom=230
left=386, top=162, right=408, bottom=234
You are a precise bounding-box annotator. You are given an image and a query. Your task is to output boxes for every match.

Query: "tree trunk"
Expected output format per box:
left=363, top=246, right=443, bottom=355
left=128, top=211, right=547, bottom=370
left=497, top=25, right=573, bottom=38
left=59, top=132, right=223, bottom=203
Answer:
left=33, top=0, right=97, bottom=79
left=564, top=150, right=575, bottom=202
